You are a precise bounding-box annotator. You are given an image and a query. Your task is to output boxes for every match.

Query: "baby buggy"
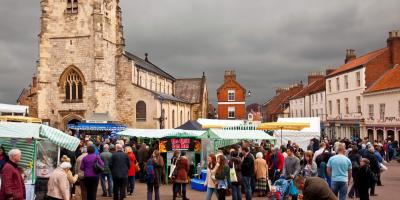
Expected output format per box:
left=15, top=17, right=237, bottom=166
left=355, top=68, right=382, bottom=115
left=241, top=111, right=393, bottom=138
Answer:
left=267, top=178, right=298, bottom=200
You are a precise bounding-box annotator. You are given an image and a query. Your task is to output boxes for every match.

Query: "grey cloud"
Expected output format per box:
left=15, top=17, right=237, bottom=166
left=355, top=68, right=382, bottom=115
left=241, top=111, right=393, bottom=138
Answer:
left=1, top=0, right=400, bottom=106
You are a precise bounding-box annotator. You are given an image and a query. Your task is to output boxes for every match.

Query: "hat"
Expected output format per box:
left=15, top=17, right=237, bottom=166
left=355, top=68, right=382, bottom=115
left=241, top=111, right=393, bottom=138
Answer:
left=60, top=162, right=72, bottom=169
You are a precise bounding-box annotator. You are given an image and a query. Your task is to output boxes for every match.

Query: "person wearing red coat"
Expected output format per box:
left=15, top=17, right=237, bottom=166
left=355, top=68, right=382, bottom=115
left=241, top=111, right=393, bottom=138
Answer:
left=0, top=149, right=25, bottom=200
left=126, top=146, right=136, bottom=196
left=269, top=148, right=284, bottom=182
left=173, top=151, right=190, bottom=200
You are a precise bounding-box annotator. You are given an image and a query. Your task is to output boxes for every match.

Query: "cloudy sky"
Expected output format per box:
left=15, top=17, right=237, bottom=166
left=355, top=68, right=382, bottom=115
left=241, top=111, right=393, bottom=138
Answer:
left=1, top=0, right=399, bottom=105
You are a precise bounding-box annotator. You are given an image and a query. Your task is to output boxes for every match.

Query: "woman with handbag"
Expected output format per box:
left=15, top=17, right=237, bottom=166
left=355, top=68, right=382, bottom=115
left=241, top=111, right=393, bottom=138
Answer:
left=204, top=154, right=217, bottom=200
left=228, top=150, right=242, bottom=200
left=80, top=145, right=104, bottom=200
left=213, top=154, right=230, bottom=200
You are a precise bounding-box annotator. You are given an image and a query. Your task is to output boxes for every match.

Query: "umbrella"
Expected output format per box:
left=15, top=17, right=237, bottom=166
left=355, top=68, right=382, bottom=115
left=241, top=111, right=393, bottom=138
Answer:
left=257, top=122, right=310, bottom=145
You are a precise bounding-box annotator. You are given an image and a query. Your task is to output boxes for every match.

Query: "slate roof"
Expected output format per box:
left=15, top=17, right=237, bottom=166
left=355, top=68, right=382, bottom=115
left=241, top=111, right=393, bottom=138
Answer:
left=124, top=51, right=176, bottom=80
left=327, top=48, right=388, bottom=77
left=153, top=91, right=191, bottom=104
left=175, top=78, right=204, bottom=103
left=176, top=120, right=203, bottom=130
left=365, top=65, right=400, bottom=93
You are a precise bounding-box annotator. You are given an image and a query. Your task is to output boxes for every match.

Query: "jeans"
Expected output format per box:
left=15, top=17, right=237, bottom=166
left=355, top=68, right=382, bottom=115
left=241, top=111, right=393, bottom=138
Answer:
left=217, top=189, right=226, bottom=200
left=243, top=176, right=252, bottom=200
left=173, top=183, right=187, bottom=199
left=84, top=176, right=99, bottom=200
left=113, top=177, right=127, bottom=200
left=128, top=176, right=135, bottom=194
left=100, top=173, right=113, bottom=196
left=206, top=187, right=217, bottom=200
left=331, top=181, right=348, bottom=200
left=147, top=183, right=160, bottom=200
left=231, top=184, right=242, bottom=200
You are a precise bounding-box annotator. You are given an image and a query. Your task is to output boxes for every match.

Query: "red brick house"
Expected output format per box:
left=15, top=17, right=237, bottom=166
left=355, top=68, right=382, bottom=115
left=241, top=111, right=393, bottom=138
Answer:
left=217, top=70, right=246, bottom=119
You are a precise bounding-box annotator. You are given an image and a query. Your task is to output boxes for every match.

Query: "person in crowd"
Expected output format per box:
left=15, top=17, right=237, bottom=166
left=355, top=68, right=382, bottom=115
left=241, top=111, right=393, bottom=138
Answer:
left=173, top=151, right=190, bottom=200
left=0, top=149, right=25, bottom=200
left=75, top=147, right=88, bottom=200
left=287, top=140, right=292, bottom=149
left=137, top=143, right=149, bottom=182
left=356, top=158, right=373, bottom=200
left=170, top=150, right=181, bottom=198
left=204, top=154, right=217, bottom=200
left=241, top=147, right=255, bottom=200
left=0, top=146, right=9, bottom=170
left=147, top=150, right=164, bottom=200
left=80, top=145, right=104, bottom=200
left=317, top=152, right=331, bottom=186
left=282, top=146, right=301, bottom=179
left=301, top=151, right=317, bottom=177
left=214, top=154, right=230, bottom=200
left=254, top=152, right=268, bottom=197
left=269, top=147, right=284, bottom=182
left=364, top=146, right=379, bottom=196
left=347, top=146, right=361, bottom=199
left=125, top=146, right=137, bottom=196
left=47, top=162, right=73, bottom=200
left=313, top=142, right=326, bottom=162
left=110, top=144, right=130, bottom=200
left=373, top=145, right=384, bottom=186
left=327, top=143, right=352, bottom=200
left=61, top=155, right=79, bottom=185
left=228, top=150, right=242, bottom=200
left=294, top=176, right=337, bottom=200
left=100, top=144, right=113, bottom=197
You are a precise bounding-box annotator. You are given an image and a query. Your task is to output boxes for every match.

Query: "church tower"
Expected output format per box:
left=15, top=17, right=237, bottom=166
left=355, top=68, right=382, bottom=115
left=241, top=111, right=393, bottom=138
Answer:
left=36, top=0, right=124, bottom=129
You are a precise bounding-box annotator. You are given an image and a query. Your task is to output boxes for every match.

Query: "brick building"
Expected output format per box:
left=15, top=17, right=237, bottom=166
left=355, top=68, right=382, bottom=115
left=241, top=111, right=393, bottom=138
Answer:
left=325, top=30, right=400, bottom=140
left=217, top=70, right=246, bottom=120
left=262, top=83, right=304, bottom=122
left=17, top=0, right=208, bottom=130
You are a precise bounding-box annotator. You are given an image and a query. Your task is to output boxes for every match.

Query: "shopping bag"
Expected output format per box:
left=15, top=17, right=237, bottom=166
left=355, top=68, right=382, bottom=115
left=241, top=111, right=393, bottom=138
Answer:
left=230, top=162, right=238, bottom=182
left=169, top=164, right=176, bottom=178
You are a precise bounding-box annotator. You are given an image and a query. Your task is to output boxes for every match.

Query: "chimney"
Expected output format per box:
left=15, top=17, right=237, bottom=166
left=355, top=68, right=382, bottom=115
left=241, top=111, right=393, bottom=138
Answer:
left=307, top=71, right=325, bottom=84
left=32, top=76, right=37, bottom=88
left=387, top=30, right=400, bottom=66
left=224, top=70, right=236, bottom=82
left=345, top=49, right=356, bottom=63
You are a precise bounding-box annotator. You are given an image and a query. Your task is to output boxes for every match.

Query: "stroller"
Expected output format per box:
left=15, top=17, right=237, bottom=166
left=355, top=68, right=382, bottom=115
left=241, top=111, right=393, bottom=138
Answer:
left=267, top=177, right=298, bottom=200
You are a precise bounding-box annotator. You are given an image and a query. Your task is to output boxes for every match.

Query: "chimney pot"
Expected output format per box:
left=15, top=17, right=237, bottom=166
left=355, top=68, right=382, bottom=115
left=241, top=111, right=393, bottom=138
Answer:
left=388, top=30, right=400, bottom=66
left=345, top=49, right=356, bottom=63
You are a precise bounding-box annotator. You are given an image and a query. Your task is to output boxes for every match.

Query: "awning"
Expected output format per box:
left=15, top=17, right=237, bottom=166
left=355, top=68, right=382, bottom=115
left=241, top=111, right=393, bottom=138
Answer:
left=200, top=129, right=275, bottom=140
left=117, top=129, right=205, bottom=138
left=68, top=123, right=127, bottom=132
left=0, top=122, right=80, bottom=151
left=257, top=122, right=310, bottom=131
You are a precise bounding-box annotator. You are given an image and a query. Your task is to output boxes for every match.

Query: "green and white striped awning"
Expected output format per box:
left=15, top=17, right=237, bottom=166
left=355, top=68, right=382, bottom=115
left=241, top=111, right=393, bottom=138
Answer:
left=0, top=122, right=80, bottom=151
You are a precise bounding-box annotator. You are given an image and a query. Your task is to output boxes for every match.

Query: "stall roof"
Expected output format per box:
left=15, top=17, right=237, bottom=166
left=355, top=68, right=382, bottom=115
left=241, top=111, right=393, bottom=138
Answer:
left=0, top=103, right=28, bottom=114
left=197, top=118, right=245, bottom=128
left=117, top=129, right=205, bottom=138
left=0, top=122, right=80, bottom=151
left=68, top=123, right=127, bottom=132
left=176, top=120, right=203, bottom=130
left=201, top=129, right=276, bottom=140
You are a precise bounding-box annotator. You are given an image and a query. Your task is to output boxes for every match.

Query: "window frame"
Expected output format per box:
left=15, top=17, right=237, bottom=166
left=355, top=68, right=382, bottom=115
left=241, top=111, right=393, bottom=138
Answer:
left=136, top=101, right=147, bottom=122
left=228, top=106, right=235, bottom=118
left=379, top=103, right=385, bottom=120
left=368, top=104, right=374, bottom=119
left=356, top=71, right=361, bottom=87
left=227, top=89, right=235, bottom=101
left=344, top=75, right=349, bottom=89
left=344, top=98, right=349, bottom=114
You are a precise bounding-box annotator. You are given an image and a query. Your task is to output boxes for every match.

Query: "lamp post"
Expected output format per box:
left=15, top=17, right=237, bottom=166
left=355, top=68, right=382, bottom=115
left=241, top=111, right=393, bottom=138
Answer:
left=159, top=96, right=165, bottom=129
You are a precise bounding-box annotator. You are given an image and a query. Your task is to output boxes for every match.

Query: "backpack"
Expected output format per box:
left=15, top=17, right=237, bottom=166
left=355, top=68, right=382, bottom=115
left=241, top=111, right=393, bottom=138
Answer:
left=146, top=160, right=156, bottom=184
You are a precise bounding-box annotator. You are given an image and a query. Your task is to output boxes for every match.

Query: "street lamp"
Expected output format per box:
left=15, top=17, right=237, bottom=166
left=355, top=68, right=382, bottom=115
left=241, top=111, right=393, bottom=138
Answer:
left=159, top=96, right=166, bottom=129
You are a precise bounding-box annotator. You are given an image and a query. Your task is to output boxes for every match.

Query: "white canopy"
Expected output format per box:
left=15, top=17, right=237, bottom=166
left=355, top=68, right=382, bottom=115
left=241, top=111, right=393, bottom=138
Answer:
left=275, top=117, right=321, bottom=149
left=0, top=103, right=28, bottom=114
left=201, top=129, right=275, bottom=140
left=197, top=118, right=245, bottom=128
left=117, top=129, right=205, bottom=138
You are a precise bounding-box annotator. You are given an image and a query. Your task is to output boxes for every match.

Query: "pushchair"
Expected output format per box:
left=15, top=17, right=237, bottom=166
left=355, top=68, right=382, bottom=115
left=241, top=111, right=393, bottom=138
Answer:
left=267, top=177, right=298, bottom=200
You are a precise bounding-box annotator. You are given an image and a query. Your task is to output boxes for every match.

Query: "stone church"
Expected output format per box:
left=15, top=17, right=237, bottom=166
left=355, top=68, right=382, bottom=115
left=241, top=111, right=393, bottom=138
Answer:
left=18, top=0, right=208, bottom=130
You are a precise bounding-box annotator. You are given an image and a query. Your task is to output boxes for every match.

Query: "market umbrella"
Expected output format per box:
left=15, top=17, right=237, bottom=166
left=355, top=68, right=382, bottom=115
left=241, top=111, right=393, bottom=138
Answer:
left=256, top=122, right=310, bottom=145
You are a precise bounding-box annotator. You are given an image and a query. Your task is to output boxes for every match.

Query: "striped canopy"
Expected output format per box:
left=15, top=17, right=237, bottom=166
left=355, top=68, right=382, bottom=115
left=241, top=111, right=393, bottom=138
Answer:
left=0, top=122, right=80, bottom=151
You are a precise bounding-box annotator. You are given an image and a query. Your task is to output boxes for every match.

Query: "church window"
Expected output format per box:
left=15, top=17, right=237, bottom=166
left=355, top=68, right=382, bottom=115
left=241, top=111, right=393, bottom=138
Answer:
left=66, top=0, right=78, bottom=14
left=136, top=101, right=146, bottom=121
left=180, top=110, right=183, bottom=125
left=172, top=110, right=175, bottom=128
left=63, top=68, right=84, bottom=101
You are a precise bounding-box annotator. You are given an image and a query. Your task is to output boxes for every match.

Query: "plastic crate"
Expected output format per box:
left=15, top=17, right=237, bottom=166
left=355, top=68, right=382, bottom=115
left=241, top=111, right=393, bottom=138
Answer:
left=191, top=178, right=207, bottom=192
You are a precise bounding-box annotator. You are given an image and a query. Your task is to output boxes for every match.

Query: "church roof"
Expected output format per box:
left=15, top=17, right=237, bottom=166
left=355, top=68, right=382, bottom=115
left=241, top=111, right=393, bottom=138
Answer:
left=153, top=91, right=191, bottom=104
left=175, top=78, right=204, bottom=103
left=124, top=51, right=176, bottom=81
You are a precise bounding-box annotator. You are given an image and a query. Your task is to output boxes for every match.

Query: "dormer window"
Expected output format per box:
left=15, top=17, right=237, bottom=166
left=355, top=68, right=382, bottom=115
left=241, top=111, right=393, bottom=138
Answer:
left=66, top=0, right=78, bottom=14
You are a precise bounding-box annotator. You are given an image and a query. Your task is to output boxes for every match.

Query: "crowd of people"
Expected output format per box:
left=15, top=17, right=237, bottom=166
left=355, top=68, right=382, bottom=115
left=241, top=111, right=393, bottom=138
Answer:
left=0, top=136, right=398, bottom=200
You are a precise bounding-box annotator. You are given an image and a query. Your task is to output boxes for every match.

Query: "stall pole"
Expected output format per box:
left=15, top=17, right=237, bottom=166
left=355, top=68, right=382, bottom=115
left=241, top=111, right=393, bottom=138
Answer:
left=57, top=147, right=60, bottom=166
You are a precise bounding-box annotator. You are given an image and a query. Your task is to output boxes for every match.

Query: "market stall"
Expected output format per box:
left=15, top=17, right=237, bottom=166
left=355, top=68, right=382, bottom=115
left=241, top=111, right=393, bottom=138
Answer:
left=0, top=122, right=80, bottom=200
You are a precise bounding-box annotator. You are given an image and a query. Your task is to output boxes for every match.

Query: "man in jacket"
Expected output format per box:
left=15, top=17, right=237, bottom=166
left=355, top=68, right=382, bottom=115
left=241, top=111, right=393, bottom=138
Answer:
left=364, top=146, right=380, bottom=196
left=0, top=149, right=25, bottom=200
left=241, top=147, right=254, bottom=200
left=100, top=144, right=113, bottom=197
left=269, top=147, right=284, bottom=182
left=110, top=144, right=130, bottom=200
left=294, top=176, right=337, bottom=200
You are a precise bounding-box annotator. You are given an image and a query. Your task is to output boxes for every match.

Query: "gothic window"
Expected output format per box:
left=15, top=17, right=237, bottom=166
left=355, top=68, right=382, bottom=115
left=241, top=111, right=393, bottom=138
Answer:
left=66, top=0, right=78, bottom=14
left=136, top=101, right=146, bottom=121
left=64, top=69, right=84, bottom=101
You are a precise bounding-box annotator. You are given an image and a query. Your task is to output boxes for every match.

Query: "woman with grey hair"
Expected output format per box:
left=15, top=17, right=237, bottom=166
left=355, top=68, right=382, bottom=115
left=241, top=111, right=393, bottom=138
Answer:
left=47, top=162, right=72, bottom=200
left=254, top=151, right=268, bottom=197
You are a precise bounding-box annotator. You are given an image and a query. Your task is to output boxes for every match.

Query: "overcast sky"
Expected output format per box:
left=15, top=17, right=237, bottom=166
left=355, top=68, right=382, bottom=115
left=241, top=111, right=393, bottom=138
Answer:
left=1, top=0, right=400, bottom=105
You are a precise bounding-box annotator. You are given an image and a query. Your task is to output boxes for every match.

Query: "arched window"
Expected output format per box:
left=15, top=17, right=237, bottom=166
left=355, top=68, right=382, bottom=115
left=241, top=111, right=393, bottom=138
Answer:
left=172, top=110, right=175, bottom=128
left=136, top=101, right=146, bottom=121
left=180, top=110, right=183, bottom=125
left=187, top=111, right=190, bottom=121
left=63, top=68, right=84, bottom=101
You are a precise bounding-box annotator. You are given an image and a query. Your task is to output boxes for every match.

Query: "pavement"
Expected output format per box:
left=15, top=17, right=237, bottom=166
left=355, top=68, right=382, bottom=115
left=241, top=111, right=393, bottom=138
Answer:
left=94, top=160, right=400, bottom=200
